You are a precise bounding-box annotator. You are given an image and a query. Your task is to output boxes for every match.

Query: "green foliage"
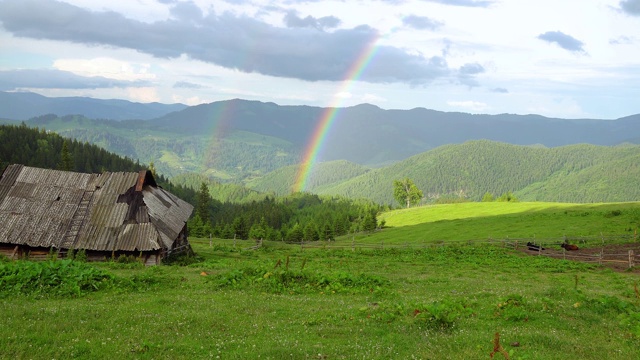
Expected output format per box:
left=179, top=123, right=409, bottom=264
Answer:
left=0, top=260, right=115, bottom=298
left=393, top=178, right=423, bottom=208
left=307, top=140, right=640, bottom=204
left=496, top=294, right=530, bottom=321
left=413, top=299, right=474, bottom=330
left=58, top=140, right=73, bottom=171
left=209, top=266, right=388, bottom=294
left=0, top=123, right=144, bottom=174
left=497, top=191, right=518, bottom=202
left=482, top=192, right=495, bottom=202
left=196, top=182, right=211, bottom=221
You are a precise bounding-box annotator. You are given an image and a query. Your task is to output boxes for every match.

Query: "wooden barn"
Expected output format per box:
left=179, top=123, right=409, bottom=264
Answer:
left=0, top=164, right=193, bottom=265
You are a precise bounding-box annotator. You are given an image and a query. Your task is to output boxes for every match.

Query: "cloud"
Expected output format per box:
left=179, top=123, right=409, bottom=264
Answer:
left=447, top=100, right=489, bottom=111
left=457, top=62, right=485, bottom=87
left=609, top=36, right=636, bottom=45
left=537, top=31, right=586, bottom=54
left=169, top=1, right=203, bottom=21
left=53, top=58, right=155, bottom=81
left=421, top=0, right=494, bottom=7
left=402, top=15, right=443, bottom=30
left=0, top=69, right=149, bottom=91
left=619, top=0, right=640, bottom=16
left=0, top=0, right=452, bottom=85
left=490, top=87, right=508, bottom=93
left=173, top=81, right=206, bottom=89
left=284, top=11, right=340, bottom=30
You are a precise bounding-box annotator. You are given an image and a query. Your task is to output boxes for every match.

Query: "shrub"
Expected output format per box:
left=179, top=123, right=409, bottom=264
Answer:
left=0, top=260, right=115, bottom=298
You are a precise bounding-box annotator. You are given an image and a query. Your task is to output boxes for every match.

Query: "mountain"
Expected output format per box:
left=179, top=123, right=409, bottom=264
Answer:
left=148, top=99, right=640, bottom=167
left=10, top=95, right=640, bottom=186
left=245, top=159, right=371, bottom=195
left=0, top=91, right=187, bottom=120
left=249, top=140, right=640, bottom=204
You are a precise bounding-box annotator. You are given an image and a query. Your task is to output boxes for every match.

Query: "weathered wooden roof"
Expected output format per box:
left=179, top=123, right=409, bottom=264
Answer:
left=0, top=164, right=193, bottom=252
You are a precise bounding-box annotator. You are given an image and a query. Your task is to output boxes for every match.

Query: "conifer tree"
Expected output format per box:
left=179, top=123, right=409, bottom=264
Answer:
left=59, top=140, right=73, bottom=171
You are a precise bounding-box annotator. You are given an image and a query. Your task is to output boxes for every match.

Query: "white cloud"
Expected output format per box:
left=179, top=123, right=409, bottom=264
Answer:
left=447, top=100, right=489, bottom=111
left=335, top=91, right=353, bottom=99
left=53, top=57, right=155, bottom=81
left=127, top=87, right=160, bottom=103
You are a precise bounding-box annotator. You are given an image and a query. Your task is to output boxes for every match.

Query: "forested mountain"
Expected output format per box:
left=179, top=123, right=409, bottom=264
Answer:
left=250, top=140, right=640, bottom=205
left=246, top=160, right=371, bottom=195
left=0, top=123, right=200, bottom=206
left=172, top=172, right=270, bottom=204
left=0, top=91, right=186, bottom=120
left=0, top=123, right=382, bottom=243
left=22, top=114, right=300, bottom=179
left=8, top=95, right=640, bottom=184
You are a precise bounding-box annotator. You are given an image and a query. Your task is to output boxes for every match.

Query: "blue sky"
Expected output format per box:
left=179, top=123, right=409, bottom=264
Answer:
left=0, top=0, right=639, bottom=119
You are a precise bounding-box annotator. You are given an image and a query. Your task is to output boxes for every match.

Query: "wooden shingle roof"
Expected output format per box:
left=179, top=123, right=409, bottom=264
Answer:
left=0, top=164, right=193, bottom=252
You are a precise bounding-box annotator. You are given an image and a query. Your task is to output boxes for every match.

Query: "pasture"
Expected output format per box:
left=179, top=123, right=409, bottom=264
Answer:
left=1, top=202, right=640, bottom=359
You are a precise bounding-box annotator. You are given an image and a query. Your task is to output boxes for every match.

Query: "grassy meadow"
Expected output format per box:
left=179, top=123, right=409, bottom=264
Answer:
left=2, top=202, right=640, bottom=359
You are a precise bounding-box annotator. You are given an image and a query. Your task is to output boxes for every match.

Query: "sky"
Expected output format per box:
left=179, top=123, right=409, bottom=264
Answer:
left=0, top=0, right=639, bottom=119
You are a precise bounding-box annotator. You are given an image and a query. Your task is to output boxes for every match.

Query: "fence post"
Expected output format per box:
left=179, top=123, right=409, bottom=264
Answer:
left=301, top=240, right=304, bottom=252
left=538, top=243, right=541, bottom=256
left=563, top=248, right=566, bottom=261
left=515, top=240, right=518, bottom=250
left=381, top=240, right=384, bottom=250
left=352, top=237, right=355, bottom=252
left=209, top=233, right=212, bottom=247
left=601, top=232, right=605, bottom=262
left=630, top=250, right=635, bottom=269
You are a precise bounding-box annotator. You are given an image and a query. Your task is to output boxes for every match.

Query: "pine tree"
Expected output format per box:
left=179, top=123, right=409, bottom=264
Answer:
left=59, top=140, right=73, bottom=171
left=196, top=182, right=211, bottom=222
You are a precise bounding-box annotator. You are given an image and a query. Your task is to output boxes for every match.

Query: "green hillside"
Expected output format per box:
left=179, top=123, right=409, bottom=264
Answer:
left=25, top=114, right=300, bottom=180
left=246, top=159, right=370, bottom=196
left=171, top=172, right=270, bottom=204
left=306, top=140, right=640, bottom=204
left=362, top=201, right=640, bottom=244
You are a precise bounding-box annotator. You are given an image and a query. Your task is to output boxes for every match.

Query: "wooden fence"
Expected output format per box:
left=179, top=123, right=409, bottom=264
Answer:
left=208, top=232, right=640, bottom=269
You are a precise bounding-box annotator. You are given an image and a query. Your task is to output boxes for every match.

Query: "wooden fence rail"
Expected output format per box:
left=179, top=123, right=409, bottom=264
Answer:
left=205, top=233, right=640, bottom=269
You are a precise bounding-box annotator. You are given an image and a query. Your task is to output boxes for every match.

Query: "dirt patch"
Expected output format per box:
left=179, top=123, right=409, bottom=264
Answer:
left=520, top=243, right=640, bottom=273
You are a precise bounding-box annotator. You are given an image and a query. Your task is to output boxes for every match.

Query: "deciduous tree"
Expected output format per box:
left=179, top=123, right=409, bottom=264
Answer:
left=393, top=178, right=423, bottom=208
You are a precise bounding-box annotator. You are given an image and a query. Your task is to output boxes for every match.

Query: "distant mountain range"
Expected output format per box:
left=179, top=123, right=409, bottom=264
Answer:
left=0, top=91, right=187, bottom=121
left=3, top=92, right=640, bottom=203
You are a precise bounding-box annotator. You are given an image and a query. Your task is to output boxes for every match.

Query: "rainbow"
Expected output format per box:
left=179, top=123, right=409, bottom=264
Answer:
left=200, top=100, right=236, bottom=174
left=292, top=33, right=381, bottom=192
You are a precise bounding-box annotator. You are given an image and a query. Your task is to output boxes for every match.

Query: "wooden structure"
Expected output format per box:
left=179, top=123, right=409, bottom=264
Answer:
left=0, top=165, right=193, bottom=265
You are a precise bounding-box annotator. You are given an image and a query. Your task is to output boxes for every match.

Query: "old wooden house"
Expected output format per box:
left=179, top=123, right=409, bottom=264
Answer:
left=0, top=164, right=193, bottom=265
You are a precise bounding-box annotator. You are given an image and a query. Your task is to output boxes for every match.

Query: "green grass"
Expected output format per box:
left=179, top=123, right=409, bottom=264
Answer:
left=2, top=238, right=640, bottom=359
left=2, top=202, right=640, bottom=359
left=366, top=202, right=640, bottom=244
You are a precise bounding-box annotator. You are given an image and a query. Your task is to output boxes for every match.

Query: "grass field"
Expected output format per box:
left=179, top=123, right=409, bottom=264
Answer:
left=2, top=202, right=640, bottom=359
left=368, top=202, right=640, bottom=245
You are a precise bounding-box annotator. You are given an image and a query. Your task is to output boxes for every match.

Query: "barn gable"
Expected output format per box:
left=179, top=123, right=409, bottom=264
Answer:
left=0, top=165, right=193, bottom=264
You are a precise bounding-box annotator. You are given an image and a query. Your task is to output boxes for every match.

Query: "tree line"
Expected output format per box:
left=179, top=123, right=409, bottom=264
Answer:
left=188, top=182, right=384, bottom=242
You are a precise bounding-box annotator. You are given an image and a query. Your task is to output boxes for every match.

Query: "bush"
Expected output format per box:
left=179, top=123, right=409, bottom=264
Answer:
left=0, top=260, right=115, bottom=298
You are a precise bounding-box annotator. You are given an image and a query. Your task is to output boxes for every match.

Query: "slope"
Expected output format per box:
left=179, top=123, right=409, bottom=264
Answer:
left=299, top=140, right=640, bottom=204
left=246, top=160, right=370, bottom=196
